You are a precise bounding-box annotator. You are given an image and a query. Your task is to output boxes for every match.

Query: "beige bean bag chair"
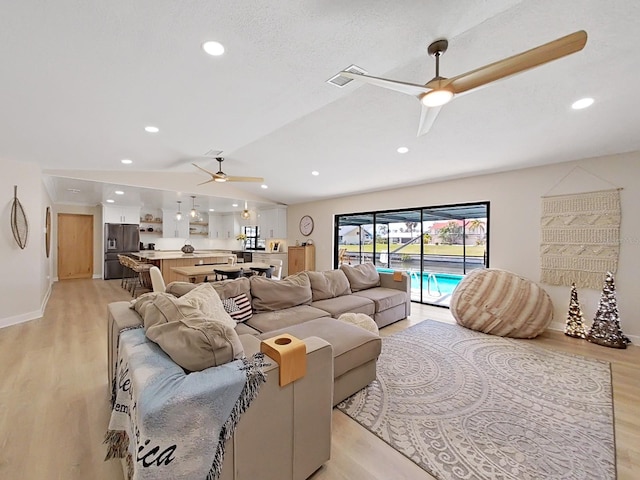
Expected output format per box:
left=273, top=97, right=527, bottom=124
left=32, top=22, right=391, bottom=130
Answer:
left=450, top=268, right=553, bottom=338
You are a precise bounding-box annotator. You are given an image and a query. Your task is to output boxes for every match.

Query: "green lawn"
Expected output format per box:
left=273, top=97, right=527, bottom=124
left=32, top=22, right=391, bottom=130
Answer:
left=341, top=243, right=485, bottom=257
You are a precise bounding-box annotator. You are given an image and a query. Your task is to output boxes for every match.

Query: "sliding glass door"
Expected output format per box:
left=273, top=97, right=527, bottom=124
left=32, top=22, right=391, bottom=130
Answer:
left=335, top=202, right=489, bottom=307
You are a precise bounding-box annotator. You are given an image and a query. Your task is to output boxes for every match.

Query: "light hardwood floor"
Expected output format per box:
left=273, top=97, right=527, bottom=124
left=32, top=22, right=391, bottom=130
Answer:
left=0, top=279, right=638, bottom=479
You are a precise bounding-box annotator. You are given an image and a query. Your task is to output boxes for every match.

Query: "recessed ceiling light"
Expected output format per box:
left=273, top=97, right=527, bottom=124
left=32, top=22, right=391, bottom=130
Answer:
left=144, top=126, right=159, bottom=133
left=261, top=184, right=268, bottom=189
left=209, top=208, right=215, bottom=212
left=121, top=159, right=133, bottom=165
left=232, top=203, right=238, bottom=207
left=202, top=41, right=225, bottom=56
left=397, top=147, right=409, bottom=154
left=114, top=190, right=124, bottom=195
left=106, top=199, right=115, bottom=203
left=572, top=97, right=594, bottom=110
left=311, top=171, right=319, bottom=176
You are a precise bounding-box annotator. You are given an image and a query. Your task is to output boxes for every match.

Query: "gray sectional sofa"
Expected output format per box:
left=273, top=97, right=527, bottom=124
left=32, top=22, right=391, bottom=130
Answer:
left=106, top=263, right=410, bottom=480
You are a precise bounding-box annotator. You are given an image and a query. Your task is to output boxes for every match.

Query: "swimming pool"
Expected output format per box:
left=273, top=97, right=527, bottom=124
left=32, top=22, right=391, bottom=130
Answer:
left=377, top=268, right=464, bottom=296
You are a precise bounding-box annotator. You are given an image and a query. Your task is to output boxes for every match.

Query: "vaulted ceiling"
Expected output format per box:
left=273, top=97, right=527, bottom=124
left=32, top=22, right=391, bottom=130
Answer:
left=2, top=1, right=639, bottom=210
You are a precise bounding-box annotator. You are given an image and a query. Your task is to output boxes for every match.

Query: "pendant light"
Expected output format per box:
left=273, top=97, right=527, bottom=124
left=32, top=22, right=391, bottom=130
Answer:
left=190, top=195, right=198, bottom=219
left=240, top=200, right=250, bottom=220
left=175, top=201, right=182, bottom=221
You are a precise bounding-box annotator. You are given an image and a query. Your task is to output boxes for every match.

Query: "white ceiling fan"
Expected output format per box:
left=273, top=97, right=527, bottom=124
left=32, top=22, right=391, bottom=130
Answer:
left=193, top=157, right=264, bottom=185
left=338, top=30, right=587, bottom=136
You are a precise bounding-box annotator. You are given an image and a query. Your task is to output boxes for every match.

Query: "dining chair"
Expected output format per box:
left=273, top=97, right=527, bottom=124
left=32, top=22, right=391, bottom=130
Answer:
left=149, top=266, right=166, bottom=293
left=270, top=259, right=283, bottom=280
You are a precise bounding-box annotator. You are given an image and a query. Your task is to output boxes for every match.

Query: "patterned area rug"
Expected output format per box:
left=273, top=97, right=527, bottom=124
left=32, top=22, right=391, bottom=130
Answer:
left=337, top=321, right=615, bottom=480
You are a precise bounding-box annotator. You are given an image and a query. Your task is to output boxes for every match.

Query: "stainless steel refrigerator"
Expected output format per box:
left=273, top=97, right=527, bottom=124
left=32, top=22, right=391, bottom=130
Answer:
left=104, top=223, right=140, bottom=280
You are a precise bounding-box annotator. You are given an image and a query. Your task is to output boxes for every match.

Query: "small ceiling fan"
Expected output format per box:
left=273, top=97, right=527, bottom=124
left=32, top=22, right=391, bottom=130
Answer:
left=193, top=157, right=264, bottom=185
left=339, top=30, right=587, bottom=136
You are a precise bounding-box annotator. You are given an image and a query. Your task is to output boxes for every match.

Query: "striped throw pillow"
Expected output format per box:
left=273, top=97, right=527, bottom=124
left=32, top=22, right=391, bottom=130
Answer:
left=222, top=293, right=253, bottom=323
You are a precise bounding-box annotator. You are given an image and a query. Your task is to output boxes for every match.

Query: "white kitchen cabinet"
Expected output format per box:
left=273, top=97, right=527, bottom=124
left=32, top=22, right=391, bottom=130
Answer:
left=258, top=206, right=287, bottom=239
left=162, top=208, right=189, bottom=238
left=209, top=213, right=240, bottom=239
left=208, top=213, right=223, bottom=239
left=103, top=205, right=140, bottom=224
left=221, top=214, right=240, bottom=239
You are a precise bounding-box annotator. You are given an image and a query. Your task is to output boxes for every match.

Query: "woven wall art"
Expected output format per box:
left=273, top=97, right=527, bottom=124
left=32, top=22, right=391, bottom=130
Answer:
left=540, top=188, right=620, bottom=289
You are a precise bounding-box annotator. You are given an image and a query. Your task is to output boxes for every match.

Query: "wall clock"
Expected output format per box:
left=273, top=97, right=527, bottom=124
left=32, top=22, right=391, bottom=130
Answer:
left=299, top=215, right=314, bottom=236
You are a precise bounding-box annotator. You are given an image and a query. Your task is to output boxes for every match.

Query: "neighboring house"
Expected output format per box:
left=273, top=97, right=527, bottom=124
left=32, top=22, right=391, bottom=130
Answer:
left=339, top=225, right=373, bottom=245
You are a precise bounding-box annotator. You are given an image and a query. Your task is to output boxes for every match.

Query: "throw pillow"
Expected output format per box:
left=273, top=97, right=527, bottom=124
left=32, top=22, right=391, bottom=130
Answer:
left=165, top=281, right=198, bottom=297
left=180, top=283, right=236, bottom=330
left=143, top=294, right=244, bottom=371
left=222, top=293, right=253, bottom=323
left=306, top=270, right=352, bottom=301
left=250, top=272, right=312, bottom=312
left=340, top=263, right=380, bottom=292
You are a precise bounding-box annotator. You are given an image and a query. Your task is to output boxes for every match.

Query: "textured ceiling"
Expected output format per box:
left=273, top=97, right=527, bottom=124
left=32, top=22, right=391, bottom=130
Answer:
left=1, top=0, right=639, bottom=209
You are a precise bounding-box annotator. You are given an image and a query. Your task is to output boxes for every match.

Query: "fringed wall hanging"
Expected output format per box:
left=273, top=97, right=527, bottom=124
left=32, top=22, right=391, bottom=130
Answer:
left=11, top=185, right=29, bottom=249
left=540, top=188, right=621, bottom=289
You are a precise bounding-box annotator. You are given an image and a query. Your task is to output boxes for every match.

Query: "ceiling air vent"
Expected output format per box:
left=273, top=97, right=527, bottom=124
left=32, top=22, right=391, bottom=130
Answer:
left=204, top=149, right=223, bottom=157
left=326, top=65, right=368, bottom=88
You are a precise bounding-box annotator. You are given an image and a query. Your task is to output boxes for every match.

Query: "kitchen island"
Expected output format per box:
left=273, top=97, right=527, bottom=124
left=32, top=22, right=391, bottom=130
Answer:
left=132, top=250, right=234, bottom=284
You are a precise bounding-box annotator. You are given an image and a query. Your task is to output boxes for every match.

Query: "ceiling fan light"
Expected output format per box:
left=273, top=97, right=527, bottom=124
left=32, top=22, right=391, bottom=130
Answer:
left=420, top=89, right=453, bottom=107
left=214, top=177, right=227, bottom=183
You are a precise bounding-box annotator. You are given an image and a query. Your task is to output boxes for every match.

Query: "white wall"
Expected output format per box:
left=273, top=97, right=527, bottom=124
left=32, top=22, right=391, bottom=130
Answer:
left=0, top=158, right=52, bottom=327
left=286, top=151, right=640, bottom=340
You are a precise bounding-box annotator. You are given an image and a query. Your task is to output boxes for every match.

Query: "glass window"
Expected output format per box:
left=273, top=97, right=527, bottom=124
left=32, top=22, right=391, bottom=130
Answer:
left=335, top=202, right=489, bottom=307
left=243, top=225, right=260, bottom=249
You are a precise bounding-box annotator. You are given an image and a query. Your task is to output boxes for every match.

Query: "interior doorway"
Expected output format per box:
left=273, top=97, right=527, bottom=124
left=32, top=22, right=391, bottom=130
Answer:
left=58, top=213, right=94, bottom=280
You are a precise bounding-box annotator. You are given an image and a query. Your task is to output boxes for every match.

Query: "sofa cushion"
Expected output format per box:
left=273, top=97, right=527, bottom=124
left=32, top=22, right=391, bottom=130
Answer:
left=250, top=272, right=312, bottom=312
left=180, top=283, right=237, bottom=330
left=209, top=276, right=251, bottom=302
left=165, top=281, right=198, bottom=297
left=259, top=318, right=381, bottom=379
left=245, top=305, right=330, bottom=333
left=340, top=263, right=380, bottom=292
left=306, top=270, right=352, bottom=301
left=352, top=287, right=408, bottom=312
left=310, top=295, right=375, bottom=318
left=222, top=293, right=253, bottom=323
left=133, top=284, right=236, bottom=331
left=142, top=293, right=245, bottom=371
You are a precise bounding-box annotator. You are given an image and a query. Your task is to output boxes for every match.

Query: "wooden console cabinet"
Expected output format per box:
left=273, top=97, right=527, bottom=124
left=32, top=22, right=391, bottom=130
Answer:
left=288, top=245, right=315, bottom=275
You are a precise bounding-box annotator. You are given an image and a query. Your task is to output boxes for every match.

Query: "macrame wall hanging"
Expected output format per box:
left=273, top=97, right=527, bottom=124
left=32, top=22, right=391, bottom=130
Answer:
left=540, top=167, right=621, bottom=289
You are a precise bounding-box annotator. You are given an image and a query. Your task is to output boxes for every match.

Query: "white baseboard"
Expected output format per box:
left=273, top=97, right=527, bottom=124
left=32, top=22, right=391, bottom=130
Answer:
left=548, top=321, right=639, bottom=347
left=0, top=309, right=42, bottom=329
left=0, top=282, right=52, bottom=330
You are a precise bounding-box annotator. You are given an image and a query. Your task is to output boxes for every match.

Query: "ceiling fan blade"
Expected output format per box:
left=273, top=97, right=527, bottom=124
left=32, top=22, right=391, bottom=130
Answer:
left=417, top=105, right=443, bottom=136
left=197, top=178, right=216, bottom=186
left=192, top=163, right=217, bottom=176
left=340, top=71, right=429, bottom=96
left=445, top=30, right=587, bottom=95
left=227, top=176, right=264, bottom=183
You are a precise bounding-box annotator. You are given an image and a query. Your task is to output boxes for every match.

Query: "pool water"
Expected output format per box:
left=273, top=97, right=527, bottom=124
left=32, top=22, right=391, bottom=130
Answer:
left=377, top=268, right=463, bottom=296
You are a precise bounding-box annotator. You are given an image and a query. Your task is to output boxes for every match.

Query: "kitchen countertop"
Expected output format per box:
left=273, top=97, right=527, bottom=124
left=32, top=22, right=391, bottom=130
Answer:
left=133, top=250, right=233, bottom=260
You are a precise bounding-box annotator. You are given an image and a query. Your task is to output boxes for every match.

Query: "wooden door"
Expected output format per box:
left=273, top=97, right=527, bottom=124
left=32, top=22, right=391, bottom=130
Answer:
left=58, top=214, right=94, bottom=280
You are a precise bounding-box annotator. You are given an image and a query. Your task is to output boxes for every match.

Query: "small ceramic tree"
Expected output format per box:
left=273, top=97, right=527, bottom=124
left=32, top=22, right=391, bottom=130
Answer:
left=586, top=272, right=631, bottom=349
left=565, top=282, right=587, bottom=338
